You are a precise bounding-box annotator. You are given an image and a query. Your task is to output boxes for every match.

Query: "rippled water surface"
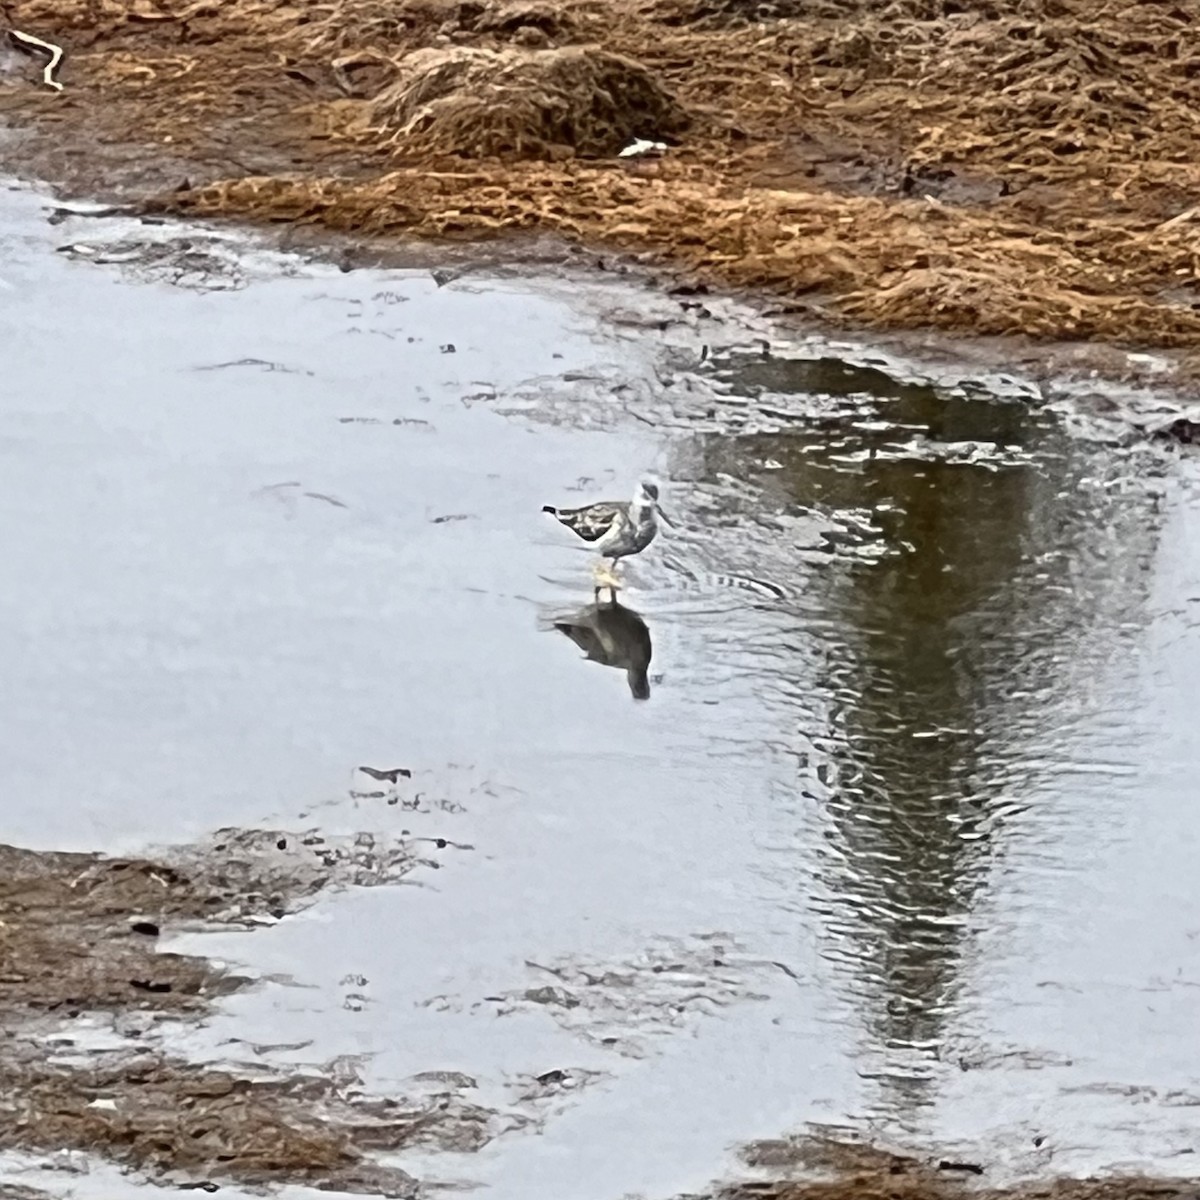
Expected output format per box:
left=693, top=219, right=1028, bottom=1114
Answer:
left=2, top=180, right=1199, bottom=1198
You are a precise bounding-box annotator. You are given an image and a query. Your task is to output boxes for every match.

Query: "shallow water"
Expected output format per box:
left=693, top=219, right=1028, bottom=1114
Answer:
left=2, top=180, right=1199, bottom=1197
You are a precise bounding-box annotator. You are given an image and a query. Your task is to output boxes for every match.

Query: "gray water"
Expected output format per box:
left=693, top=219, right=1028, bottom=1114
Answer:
left=2, top=179, right=1199, bottom=1199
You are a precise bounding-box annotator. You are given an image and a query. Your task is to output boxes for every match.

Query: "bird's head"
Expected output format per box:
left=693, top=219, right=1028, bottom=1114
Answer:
left=636, top=479, right=674, bottom=527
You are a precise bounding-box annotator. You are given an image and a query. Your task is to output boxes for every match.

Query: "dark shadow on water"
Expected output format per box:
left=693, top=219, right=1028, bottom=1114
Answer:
left=673, top=353, right=1164, bottom=1121
left=548, top=588, right=653, bottom=700
left=712, top=354, right=923, bottom=406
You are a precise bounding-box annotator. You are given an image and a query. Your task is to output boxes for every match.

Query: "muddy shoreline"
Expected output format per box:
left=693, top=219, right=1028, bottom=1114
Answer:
left=4, top=0, right=1200, bottom=396
left=12, top=176, right=1200, bottom=439
left=3, top=29, right=1200, bottom=1194
left=3, top=831, right=1197, bottom=1198
left=0, top=828, right=467, bottom=1195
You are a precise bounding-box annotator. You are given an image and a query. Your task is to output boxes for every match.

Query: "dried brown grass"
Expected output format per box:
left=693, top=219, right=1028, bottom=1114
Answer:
left=6, top=0, right=1200, bottom=347
left=158, top=166, right=1200, bottom=344
left=369, top=45, right=687, bottom=158
left=687, top=1132, right=1200, bottom=1200
left=0, top=833, right=469, bottom=1193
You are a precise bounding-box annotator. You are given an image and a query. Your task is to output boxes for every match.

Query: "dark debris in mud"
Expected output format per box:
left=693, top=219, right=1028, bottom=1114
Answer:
left=0, top=843, right=224, bottom=1022
left=1147, top=415, right=1200, bottom=447
left=0, top=828, right=421, bottom=1021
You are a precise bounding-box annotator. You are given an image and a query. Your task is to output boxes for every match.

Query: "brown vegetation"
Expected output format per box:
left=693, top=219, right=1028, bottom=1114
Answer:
left=3, top=0, right=1200, bottom=350
left=0, top=831, right=451, bottom=1194
left=368, top=45, right=689, bottom=158
left=680, top=1132, right=1200, bottom=1200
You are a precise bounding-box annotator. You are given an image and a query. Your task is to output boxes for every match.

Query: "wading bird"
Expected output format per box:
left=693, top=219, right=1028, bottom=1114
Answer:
left=542, top=480, right=672, bottom=589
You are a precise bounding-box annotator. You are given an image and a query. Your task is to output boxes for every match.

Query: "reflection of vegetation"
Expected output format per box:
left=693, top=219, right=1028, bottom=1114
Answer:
left=683, top=358, right=1162, bottom=1117
left=712, top=356, right=921, bottom=403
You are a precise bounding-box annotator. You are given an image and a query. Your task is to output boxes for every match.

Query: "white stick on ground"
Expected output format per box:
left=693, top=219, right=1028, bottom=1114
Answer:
left=9, top=30, right=65, bottom=92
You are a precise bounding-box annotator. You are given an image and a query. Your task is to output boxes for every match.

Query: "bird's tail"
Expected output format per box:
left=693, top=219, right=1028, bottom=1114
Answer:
left=542, top=505, right=558, bottom=515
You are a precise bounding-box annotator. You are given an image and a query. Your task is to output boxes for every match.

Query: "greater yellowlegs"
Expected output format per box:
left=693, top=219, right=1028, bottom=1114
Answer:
left=542, top=480, right=672, bottom=588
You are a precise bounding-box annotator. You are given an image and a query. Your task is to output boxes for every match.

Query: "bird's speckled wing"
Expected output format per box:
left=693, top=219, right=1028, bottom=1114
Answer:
left=550, top=501, right=625, bottom=543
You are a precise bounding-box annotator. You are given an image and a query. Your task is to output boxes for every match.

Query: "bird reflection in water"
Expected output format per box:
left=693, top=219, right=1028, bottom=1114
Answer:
left=551, top=586, right=653, bottom=700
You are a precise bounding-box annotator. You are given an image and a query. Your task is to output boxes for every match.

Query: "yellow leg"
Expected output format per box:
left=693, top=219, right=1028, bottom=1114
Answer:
left=593, top=559, right=621, bottom=591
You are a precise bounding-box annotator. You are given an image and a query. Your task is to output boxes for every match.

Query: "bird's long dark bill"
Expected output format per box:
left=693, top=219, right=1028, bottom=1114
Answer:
left=655, top=504, right=676, bottom=528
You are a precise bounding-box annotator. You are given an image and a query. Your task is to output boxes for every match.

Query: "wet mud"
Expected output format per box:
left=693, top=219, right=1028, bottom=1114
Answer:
left=0, top=827, right=478, bottom=1194
left=681, top=1133, right=1200, bottom=1200
left=1, top=1047, right=443, bottom=1198
left=0, top=829, right=426, bottom=1021
left=3, top=0, right=1200, bottom=363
